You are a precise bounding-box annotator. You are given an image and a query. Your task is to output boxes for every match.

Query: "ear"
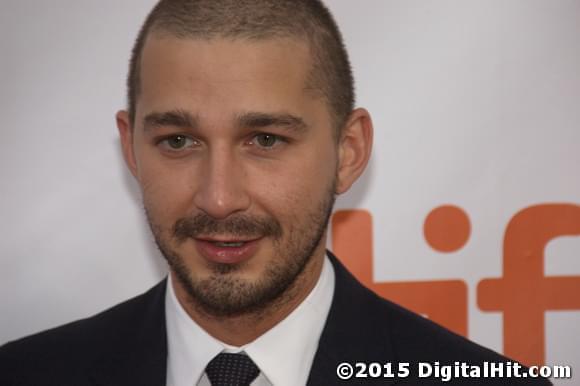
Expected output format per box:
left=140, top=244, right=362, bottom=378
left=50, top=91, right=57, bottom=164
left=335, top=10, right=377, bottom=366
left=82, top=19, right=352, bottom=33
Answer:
left=336, top=108, right=373, bottom=194
left=116, top=110, right=139, bottom=179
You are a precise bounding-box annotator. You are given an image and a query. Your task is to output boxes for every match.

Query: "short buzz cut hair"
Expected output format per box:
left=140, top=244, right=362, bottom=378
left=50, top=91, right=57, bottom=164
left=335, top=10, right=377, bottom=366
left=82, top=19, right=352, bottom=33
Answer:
left=127, top=0, right=354, bottom=135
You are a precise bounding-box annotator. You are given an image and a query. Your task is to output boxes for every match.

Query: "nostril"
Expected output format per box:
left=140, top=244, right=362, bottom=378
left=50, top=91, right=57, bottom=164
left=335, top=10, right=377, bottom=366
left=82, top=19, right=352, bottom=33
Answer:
left=193, top=189, right=251, bottom=220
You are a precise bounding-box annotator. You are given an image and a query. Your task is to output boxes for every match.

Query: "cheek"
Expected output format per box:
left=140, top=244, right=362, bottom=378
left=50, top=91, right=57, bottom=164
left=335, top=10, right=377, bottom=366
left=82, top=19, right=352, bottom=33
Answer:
left=138, top=161, right=196, bottom=226
left=250, top=157, right=334, bottom=220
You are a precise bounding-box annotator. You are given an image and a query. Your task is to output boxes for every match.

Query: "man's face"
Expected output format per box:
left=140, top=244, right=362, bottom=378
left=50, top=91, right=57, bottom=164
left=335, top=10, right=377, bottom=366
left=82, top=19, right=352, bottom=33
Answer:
left=121, top=36, right=341, bottom=317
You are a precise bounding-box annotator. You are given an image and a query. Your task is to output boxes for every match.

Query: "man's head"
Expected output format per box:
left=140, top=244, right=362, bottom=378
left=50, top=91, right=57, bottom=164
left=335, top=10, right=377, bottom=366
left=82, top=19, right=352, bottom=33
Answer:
left=117, top=0, right=372, bottom=321
left=128, top=0, right=354, bottom=135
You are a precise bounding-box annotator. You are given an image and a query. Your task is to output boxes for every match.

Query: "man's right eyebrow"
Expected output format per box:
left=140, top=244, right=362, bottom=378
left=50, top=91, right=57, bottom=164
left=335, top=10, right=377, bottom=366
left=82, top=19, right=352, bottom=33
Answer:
left=143, top=110, right=198, bottom=131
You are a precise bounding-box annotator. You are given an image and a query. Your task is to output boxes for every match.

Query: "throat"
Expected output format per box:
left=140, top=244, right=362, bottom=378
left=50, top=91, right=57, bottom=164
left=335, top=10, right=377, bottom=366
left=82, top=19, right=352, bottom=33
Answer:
left=169, top=251, right=325, bottom=346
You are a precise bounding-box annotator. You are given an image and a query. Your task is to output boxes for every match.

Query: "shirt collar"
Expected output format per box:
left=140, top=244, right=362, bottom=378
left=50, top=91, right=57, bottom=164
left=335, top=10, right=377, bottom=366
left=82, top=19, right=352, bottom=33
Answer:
left=165, top=272, right=224, bottom=386
left=165, top=254, right=335, bottom=386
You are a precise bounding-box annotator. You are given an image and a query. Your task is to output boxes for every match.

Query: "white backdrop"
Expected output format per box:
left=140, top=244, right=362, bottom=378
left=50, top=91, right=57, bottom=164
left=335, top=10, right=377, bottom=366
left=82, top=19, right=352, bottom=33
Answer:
left=1, top=1, right=579, bottom=384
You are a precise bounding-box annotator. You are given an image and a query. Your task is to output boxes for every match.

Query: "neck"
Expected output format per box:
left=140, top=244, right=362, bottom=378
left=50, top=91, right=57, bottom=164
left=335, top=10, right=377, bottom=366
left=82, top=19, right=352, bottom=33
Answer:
left=171, top=244, right=327, bottom=346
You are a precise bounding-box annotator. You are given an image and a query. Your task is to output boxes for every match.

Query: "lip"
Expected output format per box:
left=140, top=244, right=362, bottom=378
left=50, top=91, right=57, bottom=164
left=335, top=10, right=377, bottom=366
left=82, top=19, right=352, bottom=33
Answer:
left=194, top=237, right=261, bottom=264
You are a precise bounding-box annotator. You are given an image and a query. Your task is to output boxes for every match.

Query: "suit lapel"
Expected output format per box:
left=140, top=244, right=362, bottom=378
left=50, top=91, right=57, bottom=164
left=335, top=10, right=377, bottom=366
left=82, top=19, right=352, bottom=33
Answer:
left=85, top=254, right=399, bottom=385
left=307, top=252, right=398, bottom=385
left=89, top=280, right=168, bottom=386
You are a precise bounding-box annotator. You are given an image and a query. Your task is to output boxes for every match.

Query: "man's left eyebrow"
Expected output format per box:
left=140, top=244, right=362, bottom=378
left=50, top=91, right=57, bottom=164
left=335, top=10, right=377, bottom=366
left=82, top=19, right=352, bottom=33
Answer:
left=236, top=112, right=308, bottom=134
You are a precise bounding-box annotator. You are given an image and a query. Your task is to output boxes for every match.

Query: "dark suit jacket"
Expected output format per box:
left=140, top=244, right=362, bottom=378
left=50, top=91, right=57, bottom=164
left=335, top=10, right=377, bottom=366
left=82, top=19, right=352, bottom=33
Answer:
left=0, top=252, right=551, bottom=385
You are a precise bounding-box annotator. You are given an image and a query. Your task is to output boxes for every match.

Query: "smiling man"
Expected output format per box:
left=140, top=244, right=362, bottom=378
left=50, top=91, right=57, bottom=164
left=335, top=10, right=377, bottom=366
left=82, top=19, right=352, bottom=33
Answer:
left=127, top=37, right=348, bottom=342
left=0, top=1, right=552, bottom=385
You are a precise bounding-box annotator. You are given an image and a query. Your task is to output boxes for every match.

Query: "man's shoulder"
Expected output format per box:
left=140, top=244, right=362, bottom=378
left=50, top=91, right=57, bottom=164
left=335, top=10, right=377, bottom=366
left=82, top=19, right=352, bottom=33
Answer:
left=328, top=254, right=499, bottom=361
left=368, top=294, right=551, bottom=384
left=0, top=280, right=166, bottom=383
left=337, top=271, right=504, bottom=362
left=324, top=253, right=552, bottom=384
left=372, top=291, right=500, bottom=361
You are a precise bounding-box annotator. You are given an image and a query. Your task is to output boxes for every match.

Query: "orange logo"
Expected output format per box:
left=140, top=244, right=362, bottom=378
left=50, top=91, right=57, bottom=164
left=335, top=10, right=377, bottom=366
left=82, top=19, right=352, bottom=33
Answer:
left=331, top=203, right=580, bottom=366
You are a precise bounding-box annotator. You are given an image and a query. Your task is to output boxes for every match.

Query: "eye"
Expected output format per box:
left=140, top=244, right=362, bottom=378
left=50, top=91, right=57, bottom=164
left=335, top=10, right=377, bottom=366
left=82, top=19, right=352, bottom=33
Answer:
left=251, top=133, right=285, bottom=149
left=158, top=135, right=198, bottom=151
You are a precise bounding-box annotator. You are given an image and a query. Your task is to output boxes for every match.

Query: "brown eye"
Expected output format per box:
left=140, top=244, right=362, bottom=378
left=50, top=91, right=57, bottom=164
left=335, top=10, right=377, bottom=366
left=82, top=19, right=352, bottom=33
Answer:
left=255, top=134, right=278, bottom=148
left=159, top=135, right=198, bottom=152
left=167, top=135, right=189, bottom=149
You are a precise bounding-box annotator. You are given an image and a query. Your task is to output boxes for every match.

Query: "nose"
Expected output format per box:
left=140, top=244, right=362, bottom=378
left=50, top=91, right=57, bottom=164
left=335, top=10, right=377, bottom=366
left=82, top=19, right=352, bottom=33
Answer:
left=193, top=145, right=251, bottom=219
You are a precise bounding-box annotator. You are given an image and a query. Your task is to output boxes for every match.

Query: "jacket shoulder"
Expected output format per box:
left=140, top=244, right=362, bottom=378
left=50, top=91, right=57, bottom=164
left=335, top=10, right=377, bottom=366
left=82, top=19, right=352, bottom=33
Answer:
left=0, top=280, right=166, bottom=384
left=373, top=293, right=499, bottom=361
left=378, top=297, right=551, bottom=384
left=325, top=253, right=552, bottom=384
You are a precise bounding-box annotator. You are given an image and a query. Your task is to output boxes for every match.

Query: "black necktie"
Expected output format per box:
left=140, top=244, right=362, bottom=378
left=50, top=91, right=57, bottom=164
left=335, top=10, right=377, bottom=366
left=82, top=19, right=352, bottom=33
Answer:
left=205, top=352, right=260, bottom=386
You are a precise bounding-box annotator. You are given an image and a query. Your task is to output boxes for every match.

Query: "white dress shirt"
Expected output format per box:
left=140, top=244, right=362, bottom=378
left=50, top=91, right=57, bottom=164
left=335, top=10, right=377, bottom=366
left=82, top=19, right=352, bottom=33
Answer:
left=165, top=255, right=335, bottom=386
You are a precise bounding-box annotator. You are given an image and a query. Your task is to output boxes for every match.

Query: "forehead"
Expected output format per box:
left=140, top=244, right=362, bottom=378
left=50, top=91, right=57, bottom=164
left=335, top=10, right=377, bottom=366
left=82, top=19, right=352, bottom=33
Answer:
left=136, top=36, right=321, bottom=122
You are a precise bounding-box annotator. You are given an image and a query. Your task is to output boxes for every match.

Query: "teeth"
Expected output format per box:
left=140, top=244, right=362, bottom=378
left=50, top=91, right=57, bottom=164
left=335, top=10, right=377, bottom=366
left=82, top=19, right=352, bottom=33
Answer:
left=213, top=241, right=245, bottom=247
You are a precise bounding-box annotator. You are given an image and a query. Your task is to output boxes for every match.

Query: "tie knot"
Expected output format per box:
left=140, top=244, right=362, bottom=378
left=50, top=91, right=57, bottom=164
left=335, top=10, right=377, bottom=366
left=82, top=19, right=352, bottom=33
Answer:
left=206, top=352, right=260, bottom=386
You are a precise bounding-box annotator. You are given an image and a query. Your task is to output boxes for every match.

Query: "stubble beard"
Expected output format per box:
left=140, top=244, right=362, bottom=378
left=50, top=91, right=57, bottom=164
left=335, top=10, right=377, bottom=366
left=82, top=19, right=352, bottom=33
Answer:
left=146, top=180, right=336, bottom=319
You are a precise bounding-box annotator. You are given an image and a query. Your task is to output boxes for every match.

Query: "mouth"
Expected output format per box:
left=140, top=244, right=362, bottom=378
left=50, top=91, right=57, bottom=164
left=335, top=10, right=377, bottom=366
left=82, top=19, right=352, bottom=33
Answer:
left=198, top=238, right=256, bottom=247
left=211, top=241, right=245, bottom=247
left=194, top=237, right=262, bottom=264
